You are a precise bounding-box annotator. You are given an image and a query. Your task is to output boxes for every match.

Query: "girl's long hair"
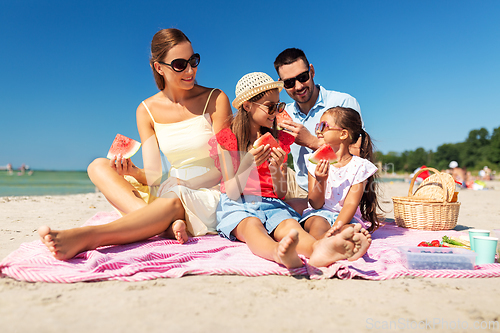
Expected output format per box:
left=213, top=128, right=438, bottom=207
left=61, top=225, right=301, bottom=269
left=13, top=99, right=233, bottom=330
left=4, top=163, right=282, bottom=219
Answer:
left=325, top=107, right=381, bottom=232
left=232, top=89, right=278, bottom=154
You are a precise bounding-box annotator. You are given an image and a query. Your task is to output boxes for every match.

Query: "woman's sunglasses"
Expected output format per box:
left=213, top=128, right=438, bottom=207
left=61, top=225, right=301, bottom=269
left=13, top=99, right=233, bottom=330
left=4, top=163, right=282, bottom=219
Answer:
left=281, top=70, right=310, bottom=89
left=252, top=101, right=286, bottom=116
left=158, top=53, right=200, bottom=72
left=315, top=121, right=343, bottom=133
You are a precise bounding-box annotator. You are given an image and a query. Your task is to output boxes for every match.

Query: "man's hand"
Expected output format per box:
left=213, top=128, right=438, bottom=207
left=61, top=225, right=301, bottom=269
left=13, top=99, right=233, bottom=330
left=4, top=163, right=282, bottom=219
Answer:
left=278, top=120, right=322, bottom=149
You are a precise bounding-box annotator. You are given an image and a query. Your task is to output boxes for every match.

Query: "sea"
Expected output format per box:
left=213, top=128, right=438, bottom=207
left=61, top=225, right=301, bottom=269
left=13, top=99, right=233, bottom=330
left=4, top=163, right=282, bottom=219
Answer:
left=0, top=170, right=96, bottom=197
left=0, top=170, right=406, bottom=197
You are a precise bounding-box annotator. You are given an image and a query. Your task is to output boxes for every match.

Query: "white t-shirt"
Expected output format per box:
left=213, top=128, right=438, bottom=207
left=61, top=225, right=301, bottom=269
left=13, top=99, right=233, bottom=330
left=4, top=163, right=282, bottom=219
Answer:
left=303, top=155, right=378, bottom=220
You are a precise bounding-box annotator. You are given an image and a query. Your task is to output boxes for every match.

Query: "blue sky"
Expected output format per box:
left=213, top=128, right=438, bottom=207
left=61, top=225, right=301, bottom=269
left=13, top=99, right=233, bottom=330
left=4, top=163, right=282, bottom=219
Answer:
left=1, top=0, right=499, bottom=170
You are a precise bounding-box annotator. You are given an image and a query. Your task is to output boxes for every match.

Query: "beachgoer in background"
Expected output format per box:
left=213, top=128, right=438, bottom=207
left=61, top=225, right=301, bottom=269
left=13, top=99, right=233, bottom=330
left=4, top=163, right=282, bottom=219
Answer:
left=300, top=107, right=379, bottom=259
left=273, top=48, right=361, bottom=213
left=449, top=161, right=467, bottom=189
left=211, top=72, right=367, bottom=268
left=479, top=166, right=492, bottom=181
left=38, top=28, right=232, bottom=260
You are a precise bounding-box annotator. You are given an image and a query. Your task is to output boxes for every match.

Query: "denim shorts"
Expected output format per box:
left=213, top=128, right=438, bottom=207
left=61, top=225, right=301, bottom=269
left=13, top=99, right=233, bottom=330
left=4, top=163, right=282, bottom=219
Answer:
left=299, top=209, right=369, bottom=230
left=216, top=193, right=301, bottom=241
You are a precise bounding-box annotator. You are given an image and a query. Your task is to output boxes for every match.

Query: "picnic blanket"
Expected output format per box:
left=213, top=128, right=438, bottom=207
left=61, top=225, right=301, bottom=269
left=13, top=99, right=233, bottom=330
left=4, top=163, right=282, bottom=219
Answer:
left=1, top=211, right=500, bottom=283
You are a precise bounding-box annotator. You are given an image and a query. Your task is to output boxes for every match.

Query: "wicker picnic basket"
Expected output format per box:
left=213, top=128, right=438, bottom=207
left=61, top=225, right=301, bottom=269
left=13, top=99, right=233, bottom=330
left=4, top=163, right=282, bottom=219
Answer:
left=392, top=167, right=460, bottom=231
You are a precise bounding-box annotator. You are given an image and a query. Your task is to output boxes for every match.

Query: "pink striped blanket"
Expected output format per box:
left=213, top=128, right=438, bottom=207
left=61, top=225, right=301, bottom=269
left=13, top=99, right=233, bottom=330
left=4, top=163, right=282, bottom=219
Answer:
left=1, top=212, right=500, bottom=282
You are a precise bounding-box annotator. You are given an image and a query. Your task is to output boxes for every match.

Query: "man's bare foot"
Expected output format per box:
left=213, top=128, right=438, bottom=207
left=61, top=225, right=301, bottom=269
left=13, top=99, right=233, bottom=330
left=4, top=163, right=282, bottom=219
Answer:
left=274, top=229, right=303, bottom=269
left=38, top=226, right=94, bottom=260
left=171, top=220, right=188, bottom=244
left=308, top=226, right=359, bottom=267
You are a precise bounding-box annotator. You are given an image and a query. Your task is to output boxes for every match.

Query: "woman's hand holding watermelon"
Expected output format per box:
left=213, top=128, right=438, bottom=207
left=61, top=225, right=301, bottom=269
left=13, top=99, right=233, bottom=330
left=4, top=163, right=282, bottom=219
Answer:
left=109, top=154, right=140, bottom=178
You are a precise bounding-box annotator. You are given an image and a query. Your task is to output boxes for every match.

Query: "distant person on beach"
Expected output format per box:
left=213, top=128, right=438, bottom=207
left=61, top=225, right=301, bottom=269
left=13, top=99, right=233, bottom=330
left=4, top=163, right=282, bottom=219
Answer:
left=38, top=28, right=232, bottom=259
left=449, top=161, right=467, bottom=189
left=211, top=72, right=369, bottom=268
left=273, top=48, right=362, bottom=212
left=299, top=107, right=380, bottom=259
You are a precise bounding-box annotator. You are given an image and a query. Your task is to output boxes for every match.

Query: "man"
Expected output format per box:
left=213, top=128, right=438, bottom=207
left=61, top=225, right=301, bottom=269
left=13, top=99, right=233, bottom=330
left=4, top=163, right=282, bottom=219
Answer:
left=274, top=48, right=362, bottom=205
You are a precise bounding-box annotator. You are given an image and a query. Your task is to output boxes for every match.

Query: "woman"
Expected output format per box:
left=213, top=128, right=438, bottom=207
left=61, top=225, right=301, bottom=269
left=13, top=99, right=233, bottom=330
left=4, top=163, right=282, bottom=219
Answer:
left=38, top=28, right=232, bottom=260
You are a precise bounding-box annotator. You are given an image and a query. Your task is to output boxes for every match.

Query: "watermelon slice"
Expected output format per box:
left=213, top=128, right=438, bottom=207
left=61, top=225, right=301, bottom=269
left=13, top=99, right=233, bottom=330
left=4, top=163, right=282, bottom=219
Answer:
left=253, top=132, right=279, bottom=149
left=308, top=144, right=338, bottom=164
left=276, top=109, right=293, bottom=130
left=107, top=134, right=141, bottom=159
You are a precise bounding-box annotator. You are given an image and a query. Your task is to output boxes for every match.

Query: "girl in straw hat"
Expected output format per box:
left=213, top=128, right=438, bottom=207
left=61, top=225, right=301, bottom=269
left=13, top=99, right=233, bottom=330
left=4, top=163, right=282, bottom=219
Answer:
left=38, top=29, right=232, bottom=260
left=210, top=72, right=369, bottom=268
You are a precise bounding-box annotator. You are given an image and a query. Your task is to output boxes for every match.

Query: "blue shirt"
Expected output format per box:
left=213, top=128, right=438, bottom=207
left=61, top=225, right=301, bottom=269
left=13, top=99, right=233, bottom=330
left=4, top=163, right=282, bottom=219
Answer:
left=285, top=84, right=362, bottom=191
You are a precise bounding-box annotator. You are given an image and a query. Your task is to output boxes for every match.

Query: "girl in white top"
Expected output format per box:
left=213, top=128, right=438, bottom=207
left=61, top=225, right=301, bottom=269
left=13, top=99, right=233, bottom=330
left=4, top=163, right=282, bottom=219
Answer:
left=300, top=107, right=381, bottom=260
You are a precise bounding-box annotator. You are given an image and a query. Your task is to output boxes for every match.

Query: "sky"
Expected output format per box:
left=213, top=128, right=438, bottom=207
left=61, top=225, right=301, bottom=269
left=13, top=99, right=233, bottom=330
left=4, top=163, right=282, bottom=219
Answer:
left=1, top=0, right=499, bottom=171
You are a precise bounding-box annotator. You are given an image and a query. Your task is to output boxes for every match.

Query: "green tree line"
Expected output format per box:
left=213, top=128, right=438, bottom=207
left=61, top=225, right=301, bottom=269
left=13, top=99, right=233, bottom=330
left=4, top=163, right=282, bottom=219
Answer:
left=375, top=126, right=500, bottom=173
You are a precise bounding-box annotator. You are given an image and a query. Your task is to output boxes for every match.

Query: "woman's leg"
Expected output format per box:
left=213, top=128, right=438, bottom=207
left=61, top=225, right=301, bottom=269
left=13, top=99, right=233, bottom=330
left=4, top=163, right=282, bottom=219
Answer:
left=232, top=217, right=303, bottom=269
left=38, top=192, right=185, bottom=260
left=87, top=158, right=147, bottom=214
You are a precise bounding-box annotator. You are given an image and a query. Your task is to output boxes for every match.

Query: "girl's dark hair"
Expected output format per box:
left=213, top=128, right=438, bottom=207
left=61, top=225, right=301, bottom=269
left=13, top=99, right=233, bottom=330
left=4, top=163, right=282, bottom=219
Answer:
left=232, top=89, right=278, bottom=153
left=149, top=28, right=190, bottom=90
left=324, top=107, right=381, bottom=232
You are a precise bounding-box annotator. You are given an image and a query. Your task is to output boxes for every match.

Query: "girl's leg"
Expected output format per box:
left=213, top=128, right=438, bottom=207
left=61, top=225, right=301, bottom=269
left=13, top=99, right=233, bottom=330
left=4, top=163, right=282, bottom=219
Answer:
left=38, top=192, right=186, bottom=260
left=302, top=216, right=331, bottom=240
left=87, top=158, right=147, bottom=214
left=273, top=219, right=363, bottom=267
left=232, top=217, right=303, bottom=269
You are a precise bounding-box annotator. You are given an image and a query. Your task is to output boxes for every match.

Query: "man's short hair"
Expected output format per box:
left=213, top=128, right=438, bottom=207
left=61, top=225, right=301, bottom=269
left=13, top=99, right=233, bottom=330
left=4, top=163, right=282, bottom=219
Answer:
left=274, top=48, right=310, bottom=76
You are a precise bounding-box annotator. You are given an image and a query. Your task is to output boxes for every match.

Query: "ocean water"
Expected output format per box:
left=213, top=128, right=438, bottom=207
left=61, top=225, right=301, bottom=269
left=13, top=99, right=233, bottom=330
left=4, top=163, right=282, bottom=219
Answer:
left=0, top=170, right=96, bottom=197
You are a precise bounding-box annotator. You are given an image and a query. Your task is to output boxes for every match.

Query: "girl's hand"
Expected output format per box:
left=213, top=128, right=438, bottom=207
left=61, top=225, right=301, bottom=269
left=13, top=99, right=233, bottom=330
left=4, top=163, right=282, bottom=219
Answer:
left=268, top=147, right=286, bottom=172
left=159, top=177, right=187, bottom=194
left=314, top=159, right=329, bottom=183
left=249, top=144, right=271, bottom=166
left=110, top=154, right=138, bottom=176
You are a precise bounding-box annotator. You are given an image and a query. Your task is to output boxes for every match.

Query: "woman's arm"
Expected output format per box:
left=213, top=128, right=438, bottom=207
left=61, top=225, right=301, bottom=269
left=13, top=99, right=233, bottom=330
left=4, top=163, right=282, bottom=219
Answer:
left=135, top=102, right=163, bottom=186
left=307, top=160, right=329, bottom=209
left=209, top=89, right=233, bottom=134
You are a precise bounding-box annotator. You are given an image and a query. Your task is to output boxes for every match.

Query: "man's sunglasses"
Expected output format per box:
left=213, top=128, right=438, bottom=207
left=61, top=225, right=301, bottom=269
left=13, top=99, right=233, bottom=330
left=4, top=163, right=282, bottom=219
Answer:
left=158, top=53, right=200, bottom=72
left=252, top=101, right=286, bottom=116
left=315, top=121, right=343, bottom=133
left=281, top=70, right=310, bottom=89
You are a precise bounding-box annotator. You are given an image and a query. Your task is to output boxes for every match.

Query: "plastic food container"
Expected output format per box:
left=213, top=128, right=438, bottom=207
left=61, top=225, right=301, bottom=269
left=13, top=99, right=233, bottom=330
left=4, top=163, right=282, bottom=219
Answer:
left=398, top=246, right=476, bottom=270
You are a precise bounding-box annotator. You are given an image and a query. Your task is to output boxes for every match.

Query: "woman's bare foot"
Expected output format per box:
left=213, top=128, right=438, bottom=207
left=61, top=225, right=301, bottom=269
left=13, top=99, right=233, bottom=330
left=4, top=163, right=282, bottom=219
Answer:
left=308, top=225, right=361, bottom=267
left=274, top=229, right=303, bottom=269
left=171, top=220, right=188, bottom=244
left=38, top=226, right=94, bottom=260
left=159, top=219, right=189, bottom=244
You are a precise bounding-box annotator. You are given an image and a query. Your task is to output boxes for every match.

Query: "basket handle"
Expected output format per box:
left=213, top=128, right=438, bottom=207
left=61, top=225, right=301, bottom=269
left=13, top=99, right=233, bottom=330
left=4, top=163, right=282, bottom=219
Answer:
left=408, top=167, right=449, bottom=202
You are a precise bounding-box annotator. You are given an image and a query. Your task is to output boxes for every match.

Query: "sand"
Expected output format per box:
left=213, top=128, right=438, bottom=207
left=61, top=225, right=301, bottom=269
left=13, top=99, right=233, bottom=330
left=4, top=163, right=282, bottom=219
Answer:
left=1, top=181, right=500, bottom=333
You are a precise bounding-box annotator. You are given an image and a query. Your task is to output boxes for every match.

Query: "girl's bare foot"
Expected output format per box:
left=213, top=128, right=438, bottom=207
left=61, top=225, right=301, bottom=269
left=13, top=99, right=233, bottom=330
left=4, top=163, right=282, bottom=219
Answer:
left=348, top=227, right=372, bottom=261
left=274, top=229, right=303, bottom=269
left=171, top=220, right=188, bottom=244
left=38, top=226, right=94, bottom=260
left=308, top=226, right=360, bottom=267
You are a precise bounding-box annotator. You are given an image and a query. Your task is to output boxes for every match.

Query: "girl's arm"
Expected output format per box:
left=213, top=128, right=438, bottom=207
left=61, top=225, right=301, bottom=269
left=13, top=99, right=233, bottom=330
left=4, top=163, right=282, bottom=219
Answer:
left=268, top=147, right=287, bottom=198
left=220, top=145, right=269, bottom=201
left=307, top=159, right=329, bottom=209
left=331, top=181, right=366, bottom=232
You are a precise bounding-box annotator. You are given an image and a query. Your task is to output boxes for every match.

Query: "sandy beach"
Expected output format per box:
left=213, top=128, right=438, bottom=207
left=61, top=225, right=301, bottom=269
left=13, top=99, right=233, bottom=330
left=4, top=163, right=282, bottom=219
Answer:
left=1, top=181, right=500, bottom=333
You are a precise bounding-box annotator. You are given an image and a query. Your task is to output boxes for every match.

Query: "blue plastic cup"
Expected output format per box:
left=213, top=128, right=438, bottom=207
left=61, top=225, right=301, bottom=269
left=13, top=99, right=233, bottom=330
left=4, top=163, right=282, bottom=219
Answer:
left=469, top=229, right=490, bottom=251
left=473, top=236, right=498, bottom=265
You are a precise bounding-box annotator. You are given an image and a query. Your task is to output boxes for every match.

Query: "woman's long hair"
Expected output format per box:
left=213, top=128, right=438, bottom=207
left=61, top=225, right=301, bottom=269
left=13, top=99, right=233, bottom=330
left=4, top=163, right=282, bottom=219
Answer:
left=324, top=107, right=381, bottom=232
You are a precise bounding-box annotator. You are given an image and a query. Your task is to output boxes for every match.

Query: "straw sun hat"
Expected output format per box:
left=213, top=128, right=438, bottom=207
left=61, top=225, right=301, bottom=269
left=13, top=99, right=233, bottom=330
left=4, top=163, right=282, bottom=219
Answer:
left=232, top=72, right=283, bottom=109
